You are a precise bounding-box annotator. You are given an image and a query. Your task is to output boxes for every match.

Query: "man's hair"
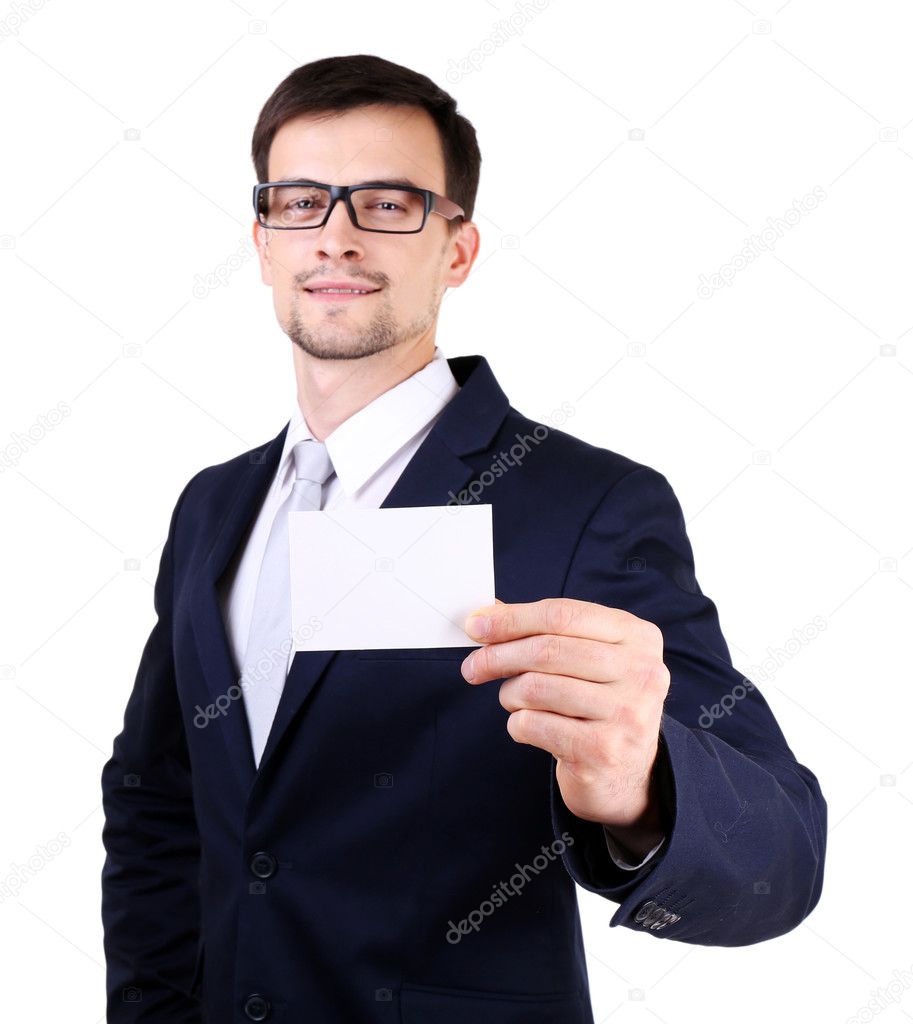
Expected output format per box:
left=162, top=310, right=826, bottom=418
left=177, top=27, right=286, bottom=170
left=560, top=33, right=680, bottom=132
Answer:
left=251, top=54, right=481, bottom=232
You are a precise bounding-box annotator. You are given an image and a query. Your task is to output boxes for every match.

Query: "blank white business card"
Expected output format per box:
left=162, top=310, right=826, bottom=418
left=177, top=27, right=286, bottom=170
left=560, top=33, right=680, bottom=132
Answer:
left=289, top=504, right=494, bottom=651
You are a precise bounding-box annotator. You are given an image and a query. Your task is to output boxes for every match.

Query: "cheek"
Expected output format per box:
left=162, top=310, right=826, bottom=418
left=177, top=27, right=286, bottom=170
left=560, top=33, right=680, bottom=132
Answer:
left=385, top=250, right=437, bottom=296
left=396, top=268, right=436, bottom=306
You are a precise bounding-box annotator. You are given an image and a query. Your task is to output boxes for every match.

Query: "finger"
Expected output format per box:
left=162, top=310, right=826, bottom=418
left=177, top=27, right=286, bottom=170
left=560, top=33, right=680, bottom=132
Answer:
left=464, top=597, right=647, bottom=646
left=462, top=633, right=646, bottom=687
left=499, top=672, right=611, bottom=721
left=504, top=708, right=588, bottom=763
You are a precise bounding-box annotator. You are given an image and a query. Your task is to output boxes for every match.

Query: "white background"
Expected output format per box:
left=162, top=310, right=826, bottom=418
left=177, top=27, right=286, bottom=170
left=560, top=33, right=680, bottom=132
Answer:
left=1, top=1, right=910, bottom=1021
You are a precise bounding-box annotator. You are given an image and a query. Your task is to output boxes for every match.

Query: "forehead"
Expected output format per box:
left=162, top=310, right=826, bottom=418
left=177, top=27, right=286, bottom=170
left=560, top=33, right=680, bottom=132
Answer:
left=267, top=104, right=447, bottom=193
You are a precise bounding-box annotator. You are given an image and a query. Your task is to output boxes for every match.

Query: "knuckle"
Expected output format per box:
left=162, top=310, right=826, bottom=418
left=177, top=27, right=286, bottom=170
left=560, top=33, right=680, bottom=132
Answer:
left=637, top=657, right=667, bottom=695
left=647, top=620, right=665, bottom=651
left=629, top=653, right=658, bottom=691
left=544, top=598, right=575, bottom=636
left=496, top=609, right=514, bottom=638
left=518, top=671, right=548, bottom=705
left=536, top=634, right=562, bottom=668
left=614, top=701, right=649, bottom=736
left=650, top=661, right=671, bottom=695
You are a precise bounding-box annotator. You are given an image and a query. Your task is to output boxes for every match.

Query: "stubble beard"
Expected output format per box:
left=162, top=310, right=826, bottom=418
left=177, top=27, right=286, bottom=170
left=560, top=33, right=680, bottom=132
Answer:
left=285, top=288, right=440, bottom=361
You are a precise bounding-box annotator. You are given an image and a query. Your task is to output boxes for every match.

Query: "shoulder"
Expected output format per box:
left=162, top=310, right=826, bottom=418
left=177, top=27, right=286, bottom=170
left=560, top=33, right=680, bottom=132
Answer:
left=495, top=404, right=673, bottom=502
left=174, top=432, right=280, bottom=523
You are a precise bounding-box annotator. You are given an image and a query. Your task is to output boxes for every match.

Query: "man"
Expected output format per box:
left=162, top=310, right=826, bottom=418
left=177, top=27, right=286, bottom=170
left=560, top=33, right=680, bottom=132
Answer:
left=101, top=54, right=827, bottom=1023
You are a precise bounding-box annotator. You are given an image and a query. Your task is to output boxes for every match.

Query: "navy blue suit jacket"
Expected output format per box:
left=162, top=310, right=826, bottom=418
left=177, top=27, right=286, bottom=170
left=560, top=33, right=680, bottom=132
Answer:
left=101, top=353, right=827, bottom=1022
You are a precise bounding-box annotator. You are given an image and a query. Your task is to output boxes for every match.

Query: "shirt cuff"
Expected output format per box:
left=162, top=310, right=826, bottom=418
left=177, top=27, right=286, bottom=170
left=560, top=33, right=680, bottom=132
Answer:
left=602, top=825, right=666, bottom=870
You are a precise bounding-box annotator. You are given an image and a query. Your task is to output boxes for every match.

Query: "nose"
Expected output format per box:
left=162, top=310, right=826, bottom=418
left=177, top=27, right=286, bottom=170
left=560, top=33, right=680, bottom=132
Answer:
left=313, top=195, right=364, bottom=260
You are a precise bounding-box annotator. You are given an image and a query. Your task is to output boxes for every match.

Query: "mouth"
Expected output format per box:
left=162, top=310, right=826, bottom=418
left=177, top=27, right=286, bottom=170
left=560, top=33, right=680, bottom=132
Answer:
left=304, top=286, right=381, bottom=302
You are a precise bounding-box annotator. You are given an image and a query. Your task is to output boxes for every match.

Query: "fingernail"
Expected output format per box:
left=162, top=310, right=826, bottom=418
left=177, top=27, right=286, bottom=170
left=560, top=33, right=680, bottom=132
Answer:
left=461, top=653, right=476, bottom=682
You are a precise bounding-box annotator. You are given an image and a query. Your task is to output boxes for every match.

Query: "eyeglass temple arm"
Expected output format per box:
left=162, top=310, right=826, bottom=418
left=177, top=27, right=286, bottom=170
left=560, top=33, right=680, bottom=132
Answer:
left=431, top=192, right=465, bottom=221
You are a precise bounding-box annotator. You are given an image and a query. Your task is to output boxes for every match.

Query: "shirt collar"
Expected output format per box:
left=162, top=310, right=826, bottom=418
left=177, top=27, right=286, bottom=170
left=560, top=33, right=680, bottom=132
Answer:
left=279, top=346, right=459, bottom=497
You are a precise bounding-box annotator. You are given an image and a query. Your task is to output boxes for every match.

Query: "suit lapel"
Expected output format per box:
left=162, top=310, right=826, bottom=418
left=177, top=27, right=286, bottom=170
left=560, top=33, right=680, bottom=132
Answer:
left=188, top=427, right=287, bottom=796
left=189, top=355, right=510, bottom=797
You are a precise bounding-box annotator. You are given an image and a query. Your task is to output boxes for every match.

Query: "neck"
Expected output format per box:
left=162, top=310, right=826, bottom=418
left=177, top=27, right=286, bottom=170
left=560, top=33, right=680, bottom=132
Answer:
left=291, top=338, right=437, bottom=441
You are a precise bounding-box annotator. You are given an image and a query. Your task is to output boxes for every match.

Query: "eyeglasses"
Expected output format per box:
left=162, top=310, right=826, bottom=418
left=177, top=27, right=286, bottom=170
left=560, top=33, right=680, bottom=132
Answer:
left=252, top=180, right=465, bottom=234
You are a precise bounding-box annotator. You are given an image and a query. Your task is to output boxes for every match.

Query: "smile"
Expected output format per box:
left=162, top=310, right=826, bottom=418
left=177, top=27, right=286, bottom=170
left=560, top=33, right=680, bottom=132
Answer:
left=305, top=288, right=379, bottom=296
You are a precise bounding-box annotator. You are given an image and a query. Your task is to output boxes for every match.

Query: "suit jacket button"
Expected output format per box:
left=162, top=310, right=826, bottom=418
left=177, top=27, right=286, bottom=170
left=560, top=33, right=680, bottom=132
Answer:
left=250, top=851, right=277, bottom=879
left=634, top=900, right=657, bottom=923
left=244, top=993, right=270, bottom=1020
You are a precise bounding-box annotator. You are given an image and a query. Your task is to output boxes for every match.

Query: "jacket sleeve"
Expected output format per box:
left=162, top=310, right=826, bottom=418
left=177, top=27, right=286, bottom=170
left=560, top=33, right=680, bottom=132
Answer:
left=549, top=465, right=827, bottom=946
left=100, top=474, right=204, bottom=1021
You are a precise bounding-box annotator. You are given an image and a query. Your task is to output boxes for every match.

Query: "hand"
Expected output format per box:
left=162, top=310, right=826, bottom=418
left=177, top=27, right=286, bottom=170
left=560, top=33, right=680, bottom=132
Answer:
left=462, top=598, right=670, bottom=854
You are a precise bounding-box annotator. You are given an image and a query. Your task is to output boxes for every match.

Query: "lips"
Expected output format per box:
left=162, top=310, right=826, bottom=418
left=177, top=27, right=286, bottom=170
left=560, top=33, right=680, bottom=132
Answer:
left=303, top=287, right=380, bottom=308
left=305, top=283, right=381, bottom=294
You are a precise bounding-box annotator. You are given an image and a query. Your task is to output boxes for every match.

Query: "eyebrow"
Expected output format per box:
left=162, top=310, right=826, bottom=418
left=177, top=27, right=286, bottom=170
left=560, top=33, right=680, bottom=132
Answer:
left=275, top=175, right=422, bottom=188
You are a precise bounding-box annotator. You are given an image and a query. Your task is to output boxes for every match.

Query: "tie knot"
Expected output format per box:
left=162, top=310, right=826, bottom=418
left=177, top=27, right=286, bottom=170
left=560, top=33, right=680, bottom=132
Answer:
left=291, top=439, right=334, bottom=486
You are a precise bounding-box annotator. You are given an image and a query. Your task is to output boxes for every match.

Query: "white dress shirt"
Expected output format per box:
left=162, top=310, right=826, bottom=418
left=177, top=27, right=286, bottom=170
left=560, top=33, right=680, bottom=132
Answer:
left=218, top=345, right=663, bottom=871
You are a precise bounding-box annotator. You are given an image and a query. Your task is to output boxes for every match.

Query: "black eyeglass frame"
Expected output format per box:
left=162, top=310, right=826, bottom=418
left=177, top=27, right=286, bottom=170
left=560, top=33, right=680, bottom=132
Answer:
left=252, top=180, right=465, bottom=234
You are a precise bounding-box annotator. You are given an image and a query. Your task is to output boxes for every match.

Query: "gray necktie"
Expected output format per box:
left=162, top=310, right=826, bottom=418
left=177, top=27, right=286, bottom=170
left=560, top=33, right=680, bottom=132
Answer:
left=241, top=438, right=335, bottom=768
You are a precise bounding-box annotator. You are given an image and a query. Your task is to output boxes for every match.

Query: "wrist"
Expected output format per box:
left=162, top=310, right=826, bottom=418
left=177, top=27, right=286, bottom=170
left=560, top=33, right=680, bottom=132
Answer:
left=602, top=748, right=671, bottom=860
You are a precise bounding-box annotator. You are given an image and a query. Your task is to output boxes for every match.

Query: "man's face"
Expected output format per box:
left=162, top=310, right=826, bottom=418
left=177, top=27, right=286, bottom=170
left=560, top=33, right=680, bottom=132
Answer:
left=254, top=103, right=475, bottom=362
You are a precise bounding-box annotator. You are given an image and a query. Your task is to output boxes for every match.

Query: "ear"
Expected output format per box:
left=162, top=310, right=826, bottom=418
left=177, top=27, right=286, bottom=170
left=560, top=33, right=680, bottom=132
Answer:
left=441, top=220, right=480, bottom=290
left=253, top=219, right=273, bottom=286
